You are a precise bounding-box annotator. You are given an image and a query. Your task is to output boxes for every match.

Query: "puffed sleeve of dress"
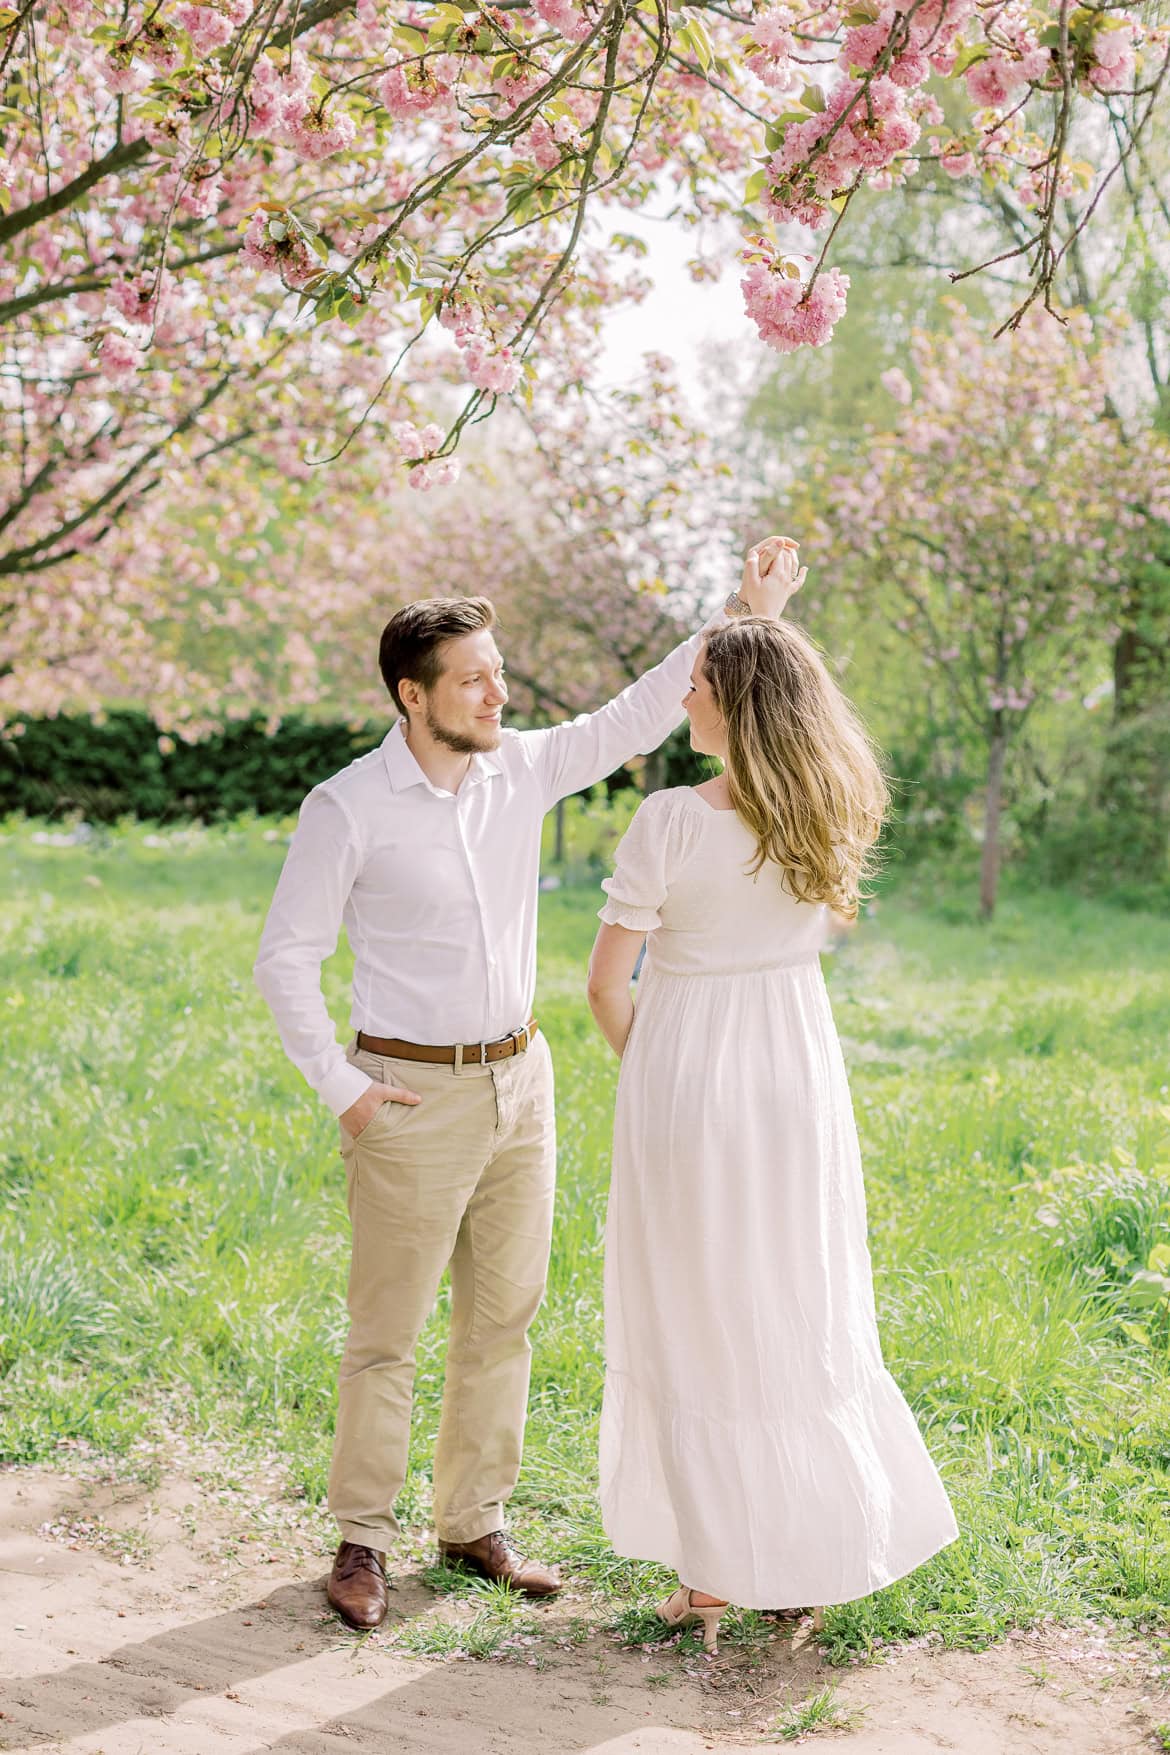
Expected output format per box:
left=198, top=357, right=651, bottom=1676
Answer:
left=597, top=789, right=700, bottom=934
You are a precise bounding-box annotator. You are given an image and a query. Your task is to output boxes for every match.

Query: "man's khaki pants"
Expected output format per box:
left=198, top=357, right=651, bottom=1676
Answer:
left=327, top=1032, right=556, bottom=1549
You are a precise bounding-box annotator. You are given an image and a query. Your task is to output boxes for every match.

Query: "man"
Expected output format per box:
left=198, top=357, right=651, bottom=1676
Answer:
left=253, top=538, right=803, bottom=1629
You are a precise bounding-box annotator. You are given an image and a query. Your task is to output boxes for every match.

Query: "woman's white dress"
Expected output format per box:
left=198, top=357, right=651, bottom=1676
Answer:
left=597, top=786, right=957, bottom=1609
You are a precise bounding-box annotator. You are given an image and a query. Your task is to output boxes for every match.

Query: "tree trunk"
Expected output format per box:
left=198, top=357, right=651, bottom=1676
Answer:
left=642, top=745, right=666, bottom=797
left=1103, top=563, right=1170, bottom=861
left=553, top=795, right=565, bottom=863
left=1113, top=583, right=1168, bottom=719
left=979, top=718, right=1007, bottom=920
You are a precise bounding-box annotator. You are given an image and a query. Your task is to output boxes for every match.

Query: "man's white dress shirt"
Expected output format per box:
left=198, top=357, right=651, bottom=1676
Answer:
left=254, top=620, right=720, bottom=1116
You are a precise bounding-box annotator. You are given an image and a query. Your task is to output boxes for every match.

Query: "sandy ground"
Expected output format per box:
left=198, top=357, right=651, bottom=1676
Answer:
left=1, top=1464, right=1167, bottom=1755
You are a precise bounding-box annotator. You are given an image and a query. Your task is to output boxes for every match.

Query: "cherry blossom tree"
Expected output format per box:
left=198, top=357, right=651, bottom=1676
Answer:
left=0, top=348, right=729, bottom=732
left=1, top=0, right=1165, bottom=585
left=806, top=303, right=1170, bottom=916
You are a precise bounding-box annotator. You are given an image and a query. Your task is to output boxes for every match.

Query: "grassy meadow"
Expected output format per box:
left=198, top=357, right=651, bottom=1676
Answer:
left=2, top=808, right=1170, bottom=1663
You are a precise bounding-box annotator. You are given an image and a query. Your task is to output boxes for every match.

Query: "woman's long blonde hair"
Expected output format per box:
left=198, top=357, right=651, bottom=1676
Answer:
left=701, top=617, right=889, bottom=920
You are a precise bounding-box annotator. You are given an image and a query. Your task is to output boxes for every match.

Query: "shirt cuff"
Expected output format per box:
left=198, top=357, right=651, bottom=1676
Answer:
left=318, top=1058, right=374, bottom=1118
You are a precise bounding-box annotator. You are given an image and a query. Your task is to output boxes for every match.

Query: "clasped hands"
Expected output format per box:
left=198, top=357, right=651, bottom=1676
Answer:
left=739, top=535, right=807, bottom=616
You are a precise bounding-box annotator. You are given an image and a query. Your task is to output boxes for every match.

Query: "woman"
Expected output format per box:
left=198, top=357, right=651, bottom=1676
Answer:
left=586, top=540, right=957, bottom=1652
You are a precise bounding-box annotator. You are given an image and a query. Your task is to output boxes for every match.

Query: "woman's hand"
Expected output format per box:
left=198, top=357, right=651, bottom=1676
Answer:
left=739, top=536, right=807, bottom=619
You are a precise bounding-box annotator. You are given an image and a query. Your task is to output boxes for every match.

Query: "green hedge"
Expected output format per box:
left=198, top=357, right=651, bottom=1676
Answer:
left=0, top=711, right=703, bottom=822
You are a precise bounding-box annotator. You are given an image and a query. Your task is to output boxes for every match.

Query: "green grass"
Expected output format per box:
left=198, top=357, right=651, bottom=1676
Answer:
left=770, top=1685, right=859, bottom=1741
left=2, top=809, right=1170, bottom=1662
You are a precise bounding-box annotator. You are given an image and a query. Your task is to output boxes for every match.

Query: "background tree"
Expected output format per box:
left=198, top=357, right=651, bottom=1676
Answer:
left=801, top=303, right=1170, bottom=916
left=0, top=351, right=729, bottom=729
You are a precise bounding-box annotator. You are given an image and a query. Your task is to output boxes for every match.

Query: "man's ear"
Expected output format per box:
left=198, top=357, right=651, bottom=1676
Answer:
left=398, top=677, right=422, bottom=714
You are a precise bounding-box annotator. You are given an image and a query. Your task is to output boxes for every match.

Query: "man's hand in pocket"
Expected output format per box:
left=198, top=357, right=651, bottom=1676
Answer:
left=340, top=1081, right=422, bottom=1139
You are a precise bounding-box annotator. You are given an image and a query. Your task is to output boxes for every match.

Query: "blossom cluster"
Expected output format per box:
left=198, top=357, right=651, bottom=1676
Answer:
left=391, top=421, right=462, bottom=491
left=240, top=208, right=319, bottom=289
left=764, top=77, right=922, bottom=230
left=740, top=250, right=850, bottom=353
left=532, top=0, right=595, bottom=42
left=251, top=49, right=357, bottom=160
left=439, top=297, right=524, bottom=397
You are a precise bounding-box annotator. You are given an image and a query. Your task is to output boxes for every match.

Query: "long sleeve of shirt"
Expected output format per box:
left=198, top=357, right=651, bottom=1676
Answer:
left=521, top=612, right=725, bottom=807
left=253, top=787, right=373, bottom=1117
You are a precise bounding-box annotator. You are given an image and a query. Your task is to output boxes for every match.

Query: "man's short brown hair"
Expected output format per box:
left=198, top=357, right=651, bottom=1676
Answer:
left=378, top=596, right=497, bottom=715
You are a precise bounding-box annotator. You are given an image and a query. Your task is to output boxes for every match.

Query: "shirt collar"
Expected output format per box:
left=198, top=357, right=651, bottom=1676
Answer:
left=382, top=719, right=502, bottom=795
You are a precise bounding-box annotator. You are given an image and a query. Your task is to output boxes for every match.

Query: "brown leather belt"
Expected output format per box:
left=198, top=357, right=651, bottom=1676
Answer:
left=356, top=1019, right=539, bottom=1068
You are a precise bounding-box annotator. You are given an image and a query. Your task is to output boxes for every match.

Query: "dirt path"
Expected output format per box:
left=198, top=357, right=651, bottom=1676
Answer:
left=1, top=1465, right=1166, bottom=1754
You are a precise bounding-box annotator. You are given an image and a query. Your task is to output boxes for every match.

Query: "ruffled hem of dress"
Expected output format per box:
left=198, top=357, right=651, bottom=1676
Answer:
left=599, top=1367, right=959, bottom=1609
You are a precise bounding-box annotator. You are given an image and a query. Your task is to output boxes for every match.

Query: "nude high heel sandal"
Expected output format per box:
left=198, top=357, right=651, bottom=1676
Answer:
left=656, top=1585, right=728, bottom=1654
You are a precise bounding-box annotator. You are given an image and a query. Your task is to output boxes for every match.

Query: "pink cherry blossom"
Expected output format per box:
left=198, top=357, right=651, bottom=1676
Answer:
left=525, top=118, right=562, bottom=171
left=240, top=209, right=318, bottom=288
left=464, top=340, right=523, bottom=394
left=377, top=64, right=450, bottom=119
left=409, top=458, right=462, bottom=490
left=285, top=106, right=358, bottom=161
left=965, top=55, right=1027, bottom=108
left=1088, top=19, right=1136, bottom=91
left=881, top=366, right=912, bottom=405
left=103, top=54, right=151, bottom=94
left=531, top=0, right=594, bottom=42
left=173, top=4, right=234, bottom=55
left=97, top=330, right=143, bottom=387
left=741, top=261, right=850, bottom=353
left=391, top=420, right=422, bottom=456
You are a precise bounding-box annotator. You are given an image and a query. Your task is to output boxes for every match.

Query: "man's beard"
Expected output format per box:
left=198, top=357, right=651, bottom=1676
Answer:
left=424, top=701, right=501, bottom=754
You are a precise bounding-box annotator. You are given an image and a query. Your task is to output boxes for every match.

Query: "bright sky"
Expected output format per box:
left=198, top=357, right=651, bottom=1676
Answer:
left=593, top=205, right=762, bottom=401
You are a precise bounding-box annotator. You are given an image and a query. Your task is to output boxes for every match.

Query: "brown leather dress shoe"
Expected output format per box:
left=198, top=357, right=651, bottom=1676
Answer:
left=438, top=1530, right=562, bottom=1597
left=327, top=1540, right=389, bottom=1629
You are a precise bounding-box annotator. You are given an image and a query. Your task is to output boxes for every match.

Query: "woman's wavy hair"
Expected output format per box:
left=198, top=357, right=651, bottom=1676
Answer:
left=701, top=617, right=889, bottom=920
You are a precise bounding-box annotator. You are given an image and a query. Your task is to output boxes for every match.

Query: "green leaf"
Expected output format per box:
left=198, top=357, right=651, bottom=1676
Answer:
left=683, top=11, right=713, bottom=70
left=744, top=167, right=768, bottom=204
left=1125, top=1268, right=1170, bottom=1309
left=801, top=82, right=826, bottom=112
left=393, top=24, right=428, bottom=52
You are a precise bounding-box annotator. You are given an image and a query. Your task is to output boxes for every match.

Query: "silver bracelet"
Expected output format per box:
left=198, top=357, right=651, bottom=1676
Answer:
left=724, top=589, right=753, bottom=617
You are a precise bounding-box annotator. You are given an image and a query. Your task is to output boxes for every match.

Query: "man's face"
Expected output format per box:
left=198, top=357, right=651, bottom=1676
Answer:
left=417, top=628, right=509, bottom=753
